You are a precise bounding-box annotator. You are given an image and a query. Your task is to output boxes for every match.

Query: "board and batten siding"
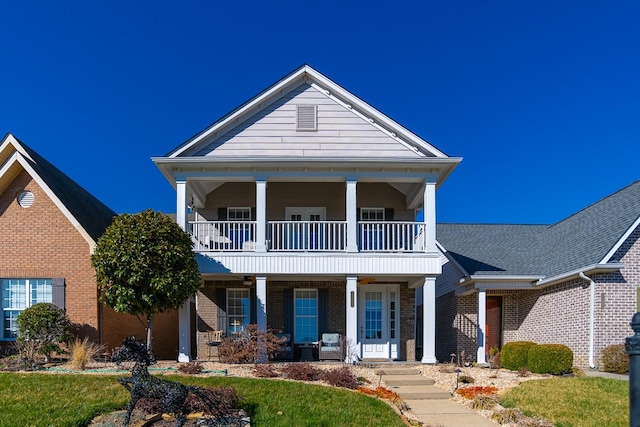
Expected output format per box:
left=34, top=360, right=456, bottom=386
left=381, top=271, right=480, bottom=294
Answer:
left=192, top=83, right=425, bottom=158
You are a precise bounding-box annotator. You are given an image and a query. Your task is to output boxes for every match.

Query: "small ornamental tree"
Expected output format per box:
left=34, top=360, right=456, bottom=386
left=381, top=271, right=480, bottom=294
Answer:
left=91, top=209, right=201, bottom=351
left=16, top=302, right=72, bottom=362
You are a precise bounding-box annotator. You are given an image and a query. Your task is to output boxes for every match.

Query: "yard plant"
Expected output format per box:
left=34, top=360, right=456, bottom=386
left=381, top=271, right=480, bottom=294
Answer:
left=601, top=343, right=629, bottom=374
left=527, top=343, right=573, bottom=375
left=0, top=373, right=406, bottom=426
left=500, top=341, right=536, bottom=371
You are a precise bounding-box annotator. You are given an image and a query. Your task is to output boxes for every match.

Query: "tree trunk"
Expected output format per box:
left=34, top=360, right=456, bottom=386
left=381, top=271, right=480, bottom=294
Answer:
left=146, top=314, right=154, bottom=353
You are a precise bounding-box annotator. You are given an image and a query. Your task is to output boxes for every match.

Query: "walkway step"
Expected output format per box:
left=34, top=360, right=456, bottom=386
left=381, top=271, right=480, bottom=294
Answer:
left=374, top=368, right=421, bottom=376
left=382, top=375, right=435, bottom=387
left=391, top=385, right=451, bottom=400
left=404, top=399, right=497, bottom=427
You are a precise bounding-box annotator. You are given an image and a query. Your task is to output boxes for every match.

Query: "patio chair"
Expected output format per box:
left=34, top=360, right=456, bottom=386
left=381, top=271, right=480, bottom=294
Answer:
left=205, top=330, right=223, bottom=360
left=318, top=333, right=343, bottom=361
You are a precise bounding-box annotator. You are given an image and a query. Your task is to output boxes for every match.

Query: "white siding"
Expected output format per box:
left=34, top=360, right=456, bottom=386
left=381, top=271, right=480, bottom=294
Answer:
left=192, top=84, right=423, bottom=159
left=436, top=253, right=466, bottom=298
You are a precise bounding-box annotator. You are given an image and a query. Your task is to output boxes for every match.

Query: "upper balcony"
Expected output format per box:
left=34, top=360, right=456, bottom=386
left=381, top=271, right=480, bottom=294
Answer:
left=190, top=220, right=426, bottom=253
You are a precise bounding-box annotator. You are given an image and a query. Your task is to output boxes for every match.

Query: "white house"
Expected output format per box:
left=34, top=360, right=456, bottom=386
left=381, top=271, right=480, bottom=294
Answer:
left=153, top=65, right=461, bottom=362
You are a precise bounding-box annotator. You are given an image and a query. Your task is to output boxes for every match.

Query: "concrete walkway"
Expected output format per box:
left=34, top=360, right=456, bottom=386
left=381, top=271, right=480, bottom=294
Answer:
left=376, top=366, right=497, bottom=427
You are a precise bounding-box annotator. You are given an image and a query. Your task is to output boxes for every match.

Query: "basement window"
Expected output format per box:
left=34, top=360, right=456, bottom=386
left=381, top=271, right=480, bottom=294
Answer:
left=296, top=105, right=317, bottom=131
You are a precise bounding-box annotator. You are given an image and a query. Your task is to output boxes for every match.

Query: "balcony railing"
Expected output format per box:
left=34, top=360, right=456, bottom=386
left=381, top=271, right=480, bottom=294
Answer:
left=189, top=220, right=427, bottom=253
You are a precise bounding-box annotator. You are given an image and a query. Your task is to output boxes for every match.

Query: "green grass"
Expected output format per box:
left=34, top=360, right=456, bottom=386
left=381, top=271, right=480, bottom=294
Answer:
left=499, top=377, right=629, bottom=427
left=0, top=373, right=405, bottom=427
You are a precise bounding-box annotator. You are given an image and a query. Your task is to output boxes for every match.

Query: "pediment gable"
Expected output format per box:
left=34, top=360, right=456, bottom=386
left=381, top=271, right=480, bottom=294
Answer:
left=169, top=65, right=449, bottom=161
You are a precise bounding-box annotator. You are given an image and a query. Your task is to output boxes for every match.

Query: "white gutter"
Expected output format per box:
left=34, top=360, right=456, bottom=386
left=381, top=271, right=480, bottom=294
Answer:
left=580, top=272, right=597, bottom=369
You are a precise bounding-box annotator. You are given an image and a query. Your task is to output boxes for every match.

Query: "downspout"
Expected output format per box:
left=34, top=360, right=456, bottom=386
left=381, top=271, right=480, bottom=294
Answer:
left=579, top=272, right=597, bottom=369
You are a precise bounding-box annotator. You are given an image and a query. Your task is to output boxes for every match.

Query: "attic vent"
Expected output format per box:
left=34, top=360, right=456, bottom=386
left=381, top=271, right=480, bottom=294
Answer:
left=17, top=191, right=34, bottom=208
left=296, top=105, right=317, bottom=131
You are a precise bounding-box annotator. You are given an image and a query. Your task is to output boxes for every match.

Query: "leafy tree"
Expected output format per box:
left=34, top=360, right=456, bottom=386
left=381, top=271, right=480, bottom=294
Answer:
left=91, top=209, right=200, bottom=351
left=16, top=302, right=72, bottom=362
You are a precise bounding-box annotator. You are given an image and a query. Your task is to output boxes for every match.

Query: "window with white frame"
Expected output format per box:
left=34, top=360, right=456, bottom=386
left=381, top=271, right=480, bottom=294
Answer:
left=360, top=208, right=385, bottom=221
left=227, top=207, right=251, bottom=221
left=294, top=289, right=318, bottom=343
left=227, top=207, right=252, bottom=248
left=2, top=279, right=52, bottom=339
left=227, top=289, right=250, bottom=334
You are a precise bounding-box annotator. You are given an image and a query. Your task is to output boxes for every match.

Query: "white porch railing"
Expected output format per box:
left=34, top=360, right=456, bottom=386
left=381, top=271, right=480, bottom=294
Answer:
left=189, top=221, right=257, bottom=251
left=268, top=221, right=347, bottom=251
left=189, top=220, right=427, bottom=252
left=358, top=221, right=426, bottom=252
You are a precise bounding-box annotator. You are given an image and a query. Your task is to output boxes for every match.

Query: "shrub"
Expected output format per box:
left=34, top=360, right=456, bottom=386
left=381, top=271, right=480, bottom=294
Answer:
left=516, top=416, right=555, bottom=427
left=527, top=344, right=573, bottom=375
left=282, top=362, right=321, bottom=381
left=68, top=337, right=104, bottom=370
left=488, top=346, right=501, bottom=369
left=470, top=394, right=498, bottom=410
left=601, top=343, right=628, bottom=374
left=322, top=366, right=359, bottom=389
left=357, top=386, right=401, bottom=403
left=459, top=375, right=475, bottom=384
left=253, top=363, right=280, bottom=378
left=16, top=303, right=72, bottom=362
left=455, top=386, right=498, bottom=399
left=219, top=325, right=285, bottom=363
left=178, top=361, right=203, bottom=375
left=517, top=367, right=530, bottom=377
left=501, top=341, right=536, bottom=371
left=492, top=408, right=525, bottom=424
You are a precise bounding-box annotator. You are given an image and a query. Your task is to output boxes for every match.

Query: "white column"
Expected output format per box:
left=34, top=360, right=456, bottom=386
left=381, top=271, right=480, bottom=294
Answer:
left=346, top=276, right=358, bottom=362
left=476, top=288, right=487, bottom=365
left=176, top=179, right=187, bottom=230
left=346, top=180, right=358, bottom=252
left=424, top=181, right=436, bottom=253
left=255, top=180, right=267, bottom=252
left=176, top=179, right=191, bottom=362
left=421, top=277, right=437, bottom=363
left=256, top=275, right=267, bottom=331
left=177, top=302, right=191, bottom=362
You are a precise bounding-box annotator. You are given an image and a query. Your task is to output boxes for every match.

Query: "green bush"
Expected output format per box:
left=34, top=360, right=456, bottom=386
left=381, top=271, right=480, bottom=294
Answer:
left=16, top=303, right=71, bottom=362
left=527, top=344, right=573, bottom=375
left=501, top=341, right=536, bottom=371
left=601, top=343, right=628, bottom=374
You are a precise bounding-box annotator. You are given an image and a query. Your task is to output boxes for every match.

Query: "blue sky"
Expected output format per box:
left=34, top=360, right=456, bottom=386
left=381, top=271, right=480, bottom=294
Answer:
left=1, top=1, right=638, bottom=224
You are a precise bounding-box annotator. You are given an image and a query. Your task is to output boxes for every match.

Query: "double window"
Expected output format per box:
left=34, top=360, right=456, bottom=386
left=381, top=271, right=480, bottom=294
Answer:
left=294, top=289, right=318, bottom=343
left=2, top=279, right=52, bottom=339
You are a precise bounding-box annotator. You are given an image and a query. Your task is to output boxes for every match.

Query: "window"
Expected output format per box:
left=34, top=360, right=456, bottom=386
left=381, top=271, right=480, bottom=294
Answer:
left=227, top=289, right=250, bottom=334
left=360, top=208, right=385, bottom=221
left=296, top=105, right=317, bottom=131
left=227, top=207, right=251, bottom=221
left=2, top=279, right=52, bottom=339
left=294, top=289, right=318, bottom=343
left=227, top=207, right=252, bottom=249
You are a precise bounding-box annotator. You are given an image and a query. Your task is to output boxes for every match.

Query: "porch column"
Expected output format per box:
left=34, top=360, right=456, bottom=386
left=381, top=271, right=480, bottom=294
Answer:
left=177, top=302, right=191, bottom=362
left=255, top=179, right=267, bottom=252
left=477, top=288, right=488, bottom=366
left=423, top=181, right=436, bottom=253
left=256, top=275, right=267, bottom=331
left=421, top=277, right=437, bottom=363
left=176, top=179, right=191, bottom=362
left=346, top=179, right=358, bottom=252
left=176, top=179, right=187, bottom=230
left=346, top=275, right=358, bottom=362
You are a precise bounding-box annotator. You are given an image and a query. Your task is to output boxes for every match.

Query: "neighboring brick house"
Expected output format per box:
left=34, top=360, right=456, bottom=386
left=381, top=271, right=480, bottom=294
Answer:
left=434, top=180, right=640, bottom=367
left=0, top=133, right=178, bottom=359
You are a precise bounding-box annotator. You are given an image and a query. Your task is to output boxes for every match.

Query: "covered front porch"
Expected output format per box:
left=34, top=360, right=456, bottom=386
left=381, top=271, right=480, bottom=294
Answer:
left=186, top=275, right=436, bottom=363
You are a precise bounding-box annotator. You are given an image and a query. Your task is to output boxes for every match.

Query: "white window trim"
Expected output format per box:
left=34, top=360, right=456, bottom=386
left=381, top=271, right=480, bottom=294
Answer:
left=227, top=207, right=251, bottom=220
left=360, top=207, right=385, bottom=221
left=226, top=288, right=250, bottom=334
left=294, top=288, right=318, bottom=344
left=2, top=278, right=53, bottom=340
left=285, top=207, right=326, bottom=221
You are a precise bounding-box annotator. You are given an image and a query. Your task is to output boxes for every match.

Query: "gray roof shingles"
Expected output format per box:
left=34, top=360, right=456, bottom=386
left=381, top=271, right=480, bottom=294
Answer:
left=437, top=180, right=640, bottom=279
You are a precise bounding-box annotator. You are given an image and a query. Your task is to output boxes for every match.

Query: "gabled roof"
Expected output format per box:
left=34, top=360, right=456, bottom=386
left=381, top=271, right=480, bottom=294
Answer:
left=0, top=133, right=116, bottom=247
left=437, top=179, right=640, bottom=283
left=167, top=64, right=451, bottom=160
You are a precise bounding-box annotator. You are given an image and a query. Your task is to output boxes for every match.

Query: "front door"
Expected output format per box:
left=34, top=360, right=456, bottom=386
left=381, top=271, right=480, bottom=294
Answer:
left=486, top=296, right=502, bottom=355
left=358, top=285, right=399, bottom=360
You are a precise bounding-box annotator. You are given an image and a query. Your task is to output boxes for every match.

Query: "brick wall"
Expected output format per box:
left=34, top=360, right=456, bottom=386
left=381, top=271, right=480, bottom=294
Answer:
left=0, top=171, right=99, bottom=337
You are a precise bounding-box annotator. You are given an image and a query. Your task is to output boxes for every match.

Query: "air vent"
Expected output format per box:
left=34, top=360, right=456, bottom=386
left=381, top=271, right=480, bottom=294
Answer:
left=17, top=191, right=34, bottom=208
left=296, top=105, right=317, bottom=131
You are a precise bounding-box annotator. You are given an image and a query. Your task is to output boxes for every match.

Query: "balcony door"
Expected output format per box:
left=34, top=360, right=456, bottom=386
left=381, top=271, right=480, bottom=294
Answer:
left=285, top=207, right=325, bottom=250
left=358, top=285, right=399, bottom=360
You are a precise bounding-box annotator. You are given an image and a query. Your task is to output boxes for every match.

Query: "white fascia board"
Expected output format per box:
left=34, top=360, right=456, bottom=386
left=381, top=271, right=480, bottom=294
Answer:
left=11, top=154, right=96, bottom=250
left=600, top=215, right=640, bottom=263
left=470, top=275, right=545, bottom=282
left=534, top=263, right=624, bottom=287
left=0, top=134, right=34, bottom=163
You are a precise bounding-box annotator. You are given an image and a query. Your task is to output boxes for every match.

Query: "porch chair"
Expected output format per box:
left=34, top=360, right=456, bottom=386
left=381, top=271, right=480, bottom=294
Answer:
left=318, top=333, right=343, bottom=361
left=205, top=330, right=224, bottom=360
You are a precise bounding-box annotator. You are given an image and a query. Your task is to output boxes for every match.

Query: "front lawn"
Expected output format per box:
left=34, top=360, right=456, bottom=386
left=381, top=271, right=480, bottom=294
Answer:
left=499, top=376, right=628, bottom=427
left=0, top=373, right=406, bottom=427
